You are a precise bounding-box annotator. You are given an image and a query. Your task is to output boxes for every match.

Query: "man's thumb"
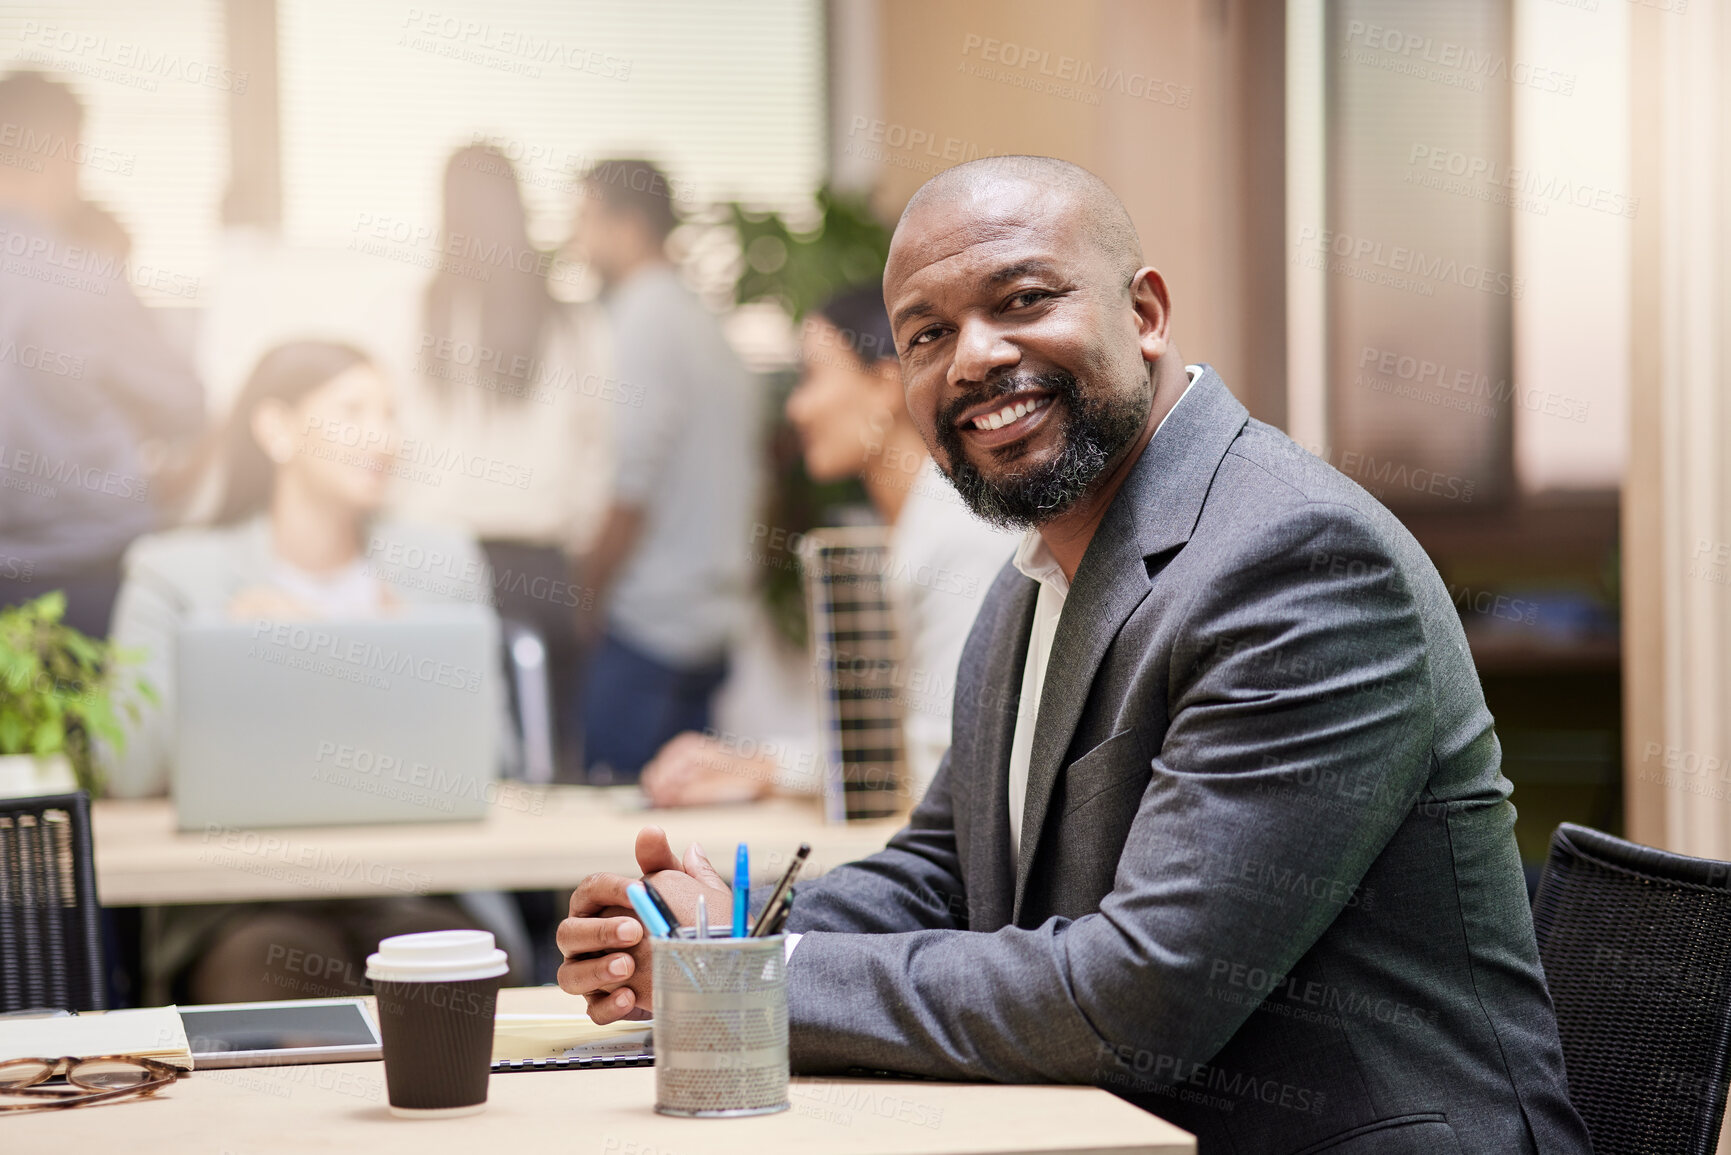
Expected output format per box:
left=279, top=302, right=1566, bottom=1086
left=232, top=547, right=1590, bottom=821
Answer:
left=684, top=841, right=728, bottom=890
left=634, top=825, right=682, bottom=876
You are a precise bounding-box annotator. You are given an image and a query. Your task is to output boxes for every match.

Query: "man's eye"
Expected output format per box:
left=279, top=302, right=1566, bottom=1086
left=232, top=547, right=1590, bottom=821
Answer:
left=906, top=326, right=945, bottom=349
left=1008, top=290, right=1051, bottom=309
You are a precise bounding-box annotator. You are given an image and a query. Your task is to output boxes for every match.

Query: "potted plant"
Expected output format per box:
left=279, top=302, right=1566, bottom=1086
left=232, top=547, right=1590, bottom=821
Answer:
left=724, top=185, right=893, bottom=648
left=0, top=591, right=150, bottom=798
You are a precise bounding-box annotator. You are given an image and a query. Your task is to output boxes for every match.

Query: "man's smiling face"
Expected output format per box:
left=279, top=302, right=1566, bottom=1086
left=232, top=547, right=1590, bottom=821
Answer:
left=885, top=177, right=1156, bottom=528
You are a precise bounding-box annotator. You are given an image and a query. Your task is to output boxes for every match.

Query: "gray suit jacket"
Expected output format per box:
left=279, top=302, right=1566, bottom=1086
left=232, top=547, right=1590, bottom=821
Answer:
left=784, top=367, right=1593, bottom=1155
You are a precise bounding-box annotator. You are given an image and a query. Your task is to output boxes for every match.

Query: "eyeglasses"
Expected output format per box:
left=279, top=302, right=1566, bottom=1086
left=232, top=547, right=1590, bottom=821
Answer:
left=0, top=1055, right=186, bottom=1112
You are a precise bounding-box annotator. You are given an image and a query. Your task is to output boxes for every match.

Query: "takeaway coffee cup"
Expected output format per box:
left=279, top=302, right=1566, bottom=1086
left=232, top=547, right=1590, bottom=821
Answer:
left=366, top=929, right=508, bottom=1118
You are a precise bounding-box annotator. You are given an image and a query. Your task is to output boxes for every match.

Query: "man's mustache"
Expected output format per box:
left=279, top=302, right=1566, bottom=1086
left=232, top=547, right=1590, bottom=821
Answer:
left=938, top=370, right=1077, bottom=429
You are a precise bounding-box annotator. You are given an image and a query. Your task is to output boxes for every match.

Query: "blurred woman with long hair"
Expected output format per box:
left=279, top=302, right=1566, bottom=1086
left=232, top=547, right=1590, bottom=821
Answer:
left=392, top=143, right=613, bottom=780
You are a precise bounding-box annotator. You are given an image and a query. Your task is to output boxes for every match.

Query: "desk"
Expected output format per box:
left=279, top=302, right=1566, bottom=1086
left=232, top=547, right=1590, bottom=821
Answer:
left=6, top=988, right=1196, bottom=1154
left=92, top=788, right=904, bottom=906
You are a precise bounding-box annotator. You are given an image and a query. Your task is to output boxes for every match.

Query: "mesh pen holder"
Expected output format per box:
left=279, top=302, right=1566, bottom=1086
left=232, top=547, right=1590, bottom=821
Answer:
left=652, top=931, right=789, bottom=1117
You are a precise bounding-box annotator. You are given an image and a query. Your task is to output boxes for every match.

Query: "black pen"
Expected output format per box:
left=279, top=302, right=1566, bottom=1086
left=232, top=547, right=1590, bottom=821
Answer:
left=764, top=891, right=793, bottom=936
left=642, top=880, right=681, bottom=934
left=750, top=843, right=810, bottom=936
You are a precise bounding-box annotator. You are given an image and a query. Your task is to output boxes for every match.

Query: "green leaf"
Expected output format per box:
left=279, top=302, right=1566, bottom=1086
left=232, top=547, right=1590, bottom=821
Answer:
left=0, top=713, right=24, bottom=753
left=61, top=628, right=98, bottom=658
left=0, top=655, right=31, bottom=691
left=728, top=185, right=891, bottom=322
left=0, top=591, right=123, bottom=762
left=80, top=697, right=121, bottom=743
left=31, top=719, right=63, bottom=754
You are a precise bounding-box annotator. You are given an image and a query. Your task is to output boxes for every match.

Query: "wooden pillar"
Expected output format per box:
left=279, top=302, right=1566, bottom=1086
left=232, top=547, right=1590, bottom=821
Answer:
left=220, top=0, right=281, bottom=230
left=871, top=0, right=1287, bottom=425
left=1624, top=0, right=1731, bottom=877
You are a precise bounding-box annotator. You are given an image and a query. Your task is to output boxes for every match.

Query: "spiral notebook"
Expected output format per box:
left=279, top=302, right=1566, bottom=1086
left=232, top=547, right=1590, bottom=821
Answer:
left=489, top=1013, right=653, bottom=1073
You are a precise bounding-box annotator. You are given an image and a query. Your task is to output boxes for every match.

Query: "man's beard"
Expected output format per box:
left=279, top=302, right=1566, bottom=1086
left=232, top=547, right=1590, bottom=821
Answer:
left=933, top=368, right=1151, bottom=529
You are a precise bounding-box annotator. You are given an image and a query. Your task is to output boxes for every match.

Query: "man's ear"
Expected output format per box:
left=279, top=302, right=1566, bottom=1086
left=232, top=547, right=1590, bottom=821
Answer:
left=1130, top=267, right=1173, bottom=366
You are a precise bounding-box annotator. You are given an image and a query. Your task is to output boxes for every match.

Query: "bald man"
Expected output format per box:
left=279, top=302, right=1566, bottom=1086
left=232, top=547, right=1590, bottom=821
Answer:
left=557, top=157, right=1592, bottom=1155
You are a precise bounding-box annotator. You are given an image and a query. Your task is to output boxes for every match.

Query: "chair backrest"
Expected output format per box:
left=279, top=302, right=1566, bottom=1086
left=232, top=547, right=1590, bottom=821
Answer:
left=0, top=791, right=106, bottom=1012
left=1533, top=822, right=1731, bottom=1155
left=799, top=525, right=906, bottom=822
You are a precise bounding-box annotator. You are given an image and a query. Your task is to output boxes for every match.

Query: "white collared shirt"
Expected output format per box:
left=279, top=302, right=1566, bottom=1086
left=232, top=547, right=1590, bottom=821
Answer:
left=1006, top=363, right=1201, bottom=861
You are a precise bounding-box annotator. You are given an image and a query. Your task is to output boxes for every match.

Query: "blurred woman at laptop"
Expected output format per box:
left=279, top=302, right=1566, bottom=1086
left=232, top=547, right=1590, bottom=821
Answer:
left=103, top=340, right=521, bottom=1003
left=639, top=286, right=1017, bottom=809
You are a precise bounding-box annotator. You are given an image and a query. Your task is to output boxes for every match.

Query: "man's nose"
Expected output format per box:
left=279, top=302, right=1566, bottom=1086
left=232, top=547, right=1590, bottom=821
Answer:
left=947, top=318, right=1019, bottom=390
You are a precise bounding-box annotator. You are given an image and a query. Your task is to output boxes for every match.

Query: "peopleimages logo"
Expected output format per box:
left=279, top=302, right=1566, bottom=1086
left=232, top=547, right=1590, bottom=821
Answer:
left=416, top=333, right=645, bottom=408
left=0, top=224, right=200, bottom=299
left=247, top=620, right=483, bottom=693
left=398, top=9, right=632, bottom=81
left=0, top=338, right=84, bottom=379
left=0, top=121, right=134, bottom=177
left=0, top=443, right=147, bottom=501
left=844, top=116, right=1007, bottom=168
left=1294, top=226, right=1524, bottom=299
left=748, top=523, right=980, bottom=598
left=1357, top=345, right=1589, bottom=423
left=959, top=34, right=1192, bottom=108
left=301, top=416, right=535, bottom=490
left=198, top=824, right=432, bottom=893
left=18, top=21, right=250, bottom=93
left=1407, top=145, right=1638, bottom=219
left=311, top=741, right=545, bottom=815
left=1340, top=20, right=1575, bottom=95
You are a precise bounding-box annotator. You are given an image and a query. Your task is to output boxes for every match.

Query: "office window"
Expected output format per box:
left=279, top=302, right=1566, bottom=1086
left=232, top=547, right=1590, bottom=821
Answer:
left=276, top=0, right=826, bottom=257
left=1510, top=0, right=1628, bottom=493
left=0, top=0, right=229, bottom=305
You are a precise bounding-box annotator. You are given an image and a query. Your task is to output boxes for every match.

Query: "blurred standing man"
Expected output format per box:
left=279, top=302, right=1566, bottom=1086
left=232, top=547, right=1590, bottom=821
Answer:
left=0, top=72, right=203, bottom=635
left=567, top=160, right=758, bottom=782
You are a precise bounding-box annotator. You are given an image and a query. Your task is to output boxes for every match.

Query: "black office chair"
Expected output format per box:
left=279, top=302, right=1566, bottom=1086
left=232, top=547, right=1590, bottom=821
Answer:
left=1532, top=822, right=1731, bottom=1155
left=0, top=791, right=107, bottom=1012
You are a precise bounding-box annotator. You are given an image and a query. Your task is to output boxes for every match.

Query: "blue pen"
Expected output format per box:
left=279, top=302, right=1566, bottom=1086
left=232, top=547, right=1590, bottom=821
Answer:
left=733, top=843, right=749, bottom=937
left=626, top=881, right=672, bottom=939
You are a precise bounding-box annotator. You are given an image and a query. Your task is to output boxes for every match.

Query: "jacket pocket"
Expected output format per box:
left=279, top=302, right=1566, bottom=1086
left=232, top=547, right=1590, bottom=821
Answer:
left=1059, top=727, right=1151, bottom=817
left=1289, top=1113, right=1462, bottom=1155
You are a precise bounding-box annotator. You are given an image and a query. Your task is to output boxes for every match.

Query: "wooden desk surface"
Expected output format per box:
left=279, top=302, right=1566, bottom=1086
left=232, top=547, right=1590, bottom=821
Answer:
left=6, top=988, right=1195, bottom=1154
left=92, top=788, right=904, bottom=906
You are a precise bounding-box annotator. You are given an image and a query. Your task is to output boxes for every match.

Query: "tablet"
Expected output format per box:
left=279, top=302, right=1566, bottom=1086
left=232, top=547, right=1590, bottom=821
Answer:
left=179, top=998, right=383, bottom=1069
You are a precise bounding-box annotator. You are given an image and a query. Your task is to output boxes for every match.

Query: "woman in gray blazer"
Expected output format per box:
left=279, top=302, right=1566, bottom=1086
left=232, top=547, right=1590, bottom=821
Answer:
left=105, top=340, right=510, bottom=1004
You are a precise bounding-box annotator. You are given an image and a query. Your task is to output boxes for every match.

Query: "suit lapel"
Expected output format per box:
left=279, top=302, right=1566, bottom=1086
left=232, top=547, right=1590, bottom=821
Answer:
left=967, top=574, right=1036, bottom=931
left=1011, top=366, right=1250, bottom=920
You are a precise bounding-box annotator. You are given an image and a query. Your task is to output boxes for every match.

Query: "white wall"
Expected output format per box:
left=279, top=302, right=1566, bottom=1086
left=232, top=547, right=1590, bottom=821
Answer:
left=1512, top=0, right=1631, bottom=493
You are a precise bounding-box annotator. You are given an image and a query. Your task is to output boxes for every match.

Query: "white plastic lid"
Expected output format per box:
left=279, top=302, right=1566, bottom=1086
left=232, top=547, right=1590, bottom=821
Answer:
left=365, top=929, right=509, bottom=984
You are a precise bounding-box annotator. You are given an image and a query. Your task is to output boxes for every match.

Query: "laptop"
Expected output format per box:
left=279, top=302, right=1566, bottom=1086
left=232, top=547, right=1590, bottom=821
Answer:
left=173, top=606, right=501, bottom=831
